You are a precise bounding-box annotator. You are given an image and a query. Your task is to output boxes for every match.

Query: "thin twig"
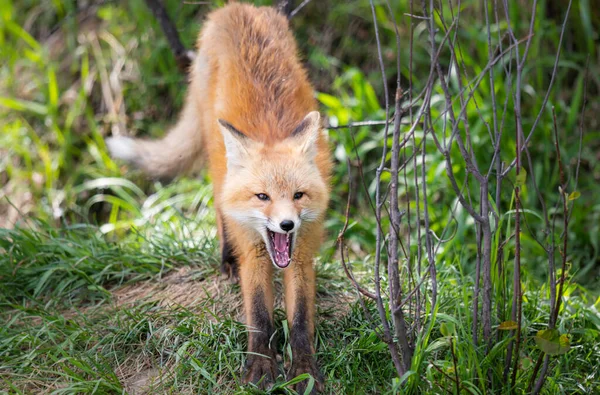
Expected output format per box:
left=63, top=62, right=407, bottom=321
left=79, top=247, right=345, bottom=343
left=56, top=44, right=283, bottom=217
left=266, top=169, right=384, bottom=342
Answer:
left=327, top=120, right=389, bottom=129
left=338, top=158, right=377, bottom=301
left=289, top=0, right=312, bottom=18
left=550, top=108, right=568, bottom=328
left=430, top=361, right=470, bottom=393
left=450, top=337, right=460, bottom=395
left=144, top=0, right=195, bottom=72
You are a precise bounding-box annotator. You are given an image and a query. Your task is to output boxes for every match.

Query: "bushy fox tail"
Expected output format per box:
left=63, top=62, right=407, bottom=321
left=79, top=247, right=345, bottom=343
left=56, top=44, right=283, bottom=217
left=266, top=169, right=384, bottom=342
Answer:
left=106, top=86, right=203, bottom=180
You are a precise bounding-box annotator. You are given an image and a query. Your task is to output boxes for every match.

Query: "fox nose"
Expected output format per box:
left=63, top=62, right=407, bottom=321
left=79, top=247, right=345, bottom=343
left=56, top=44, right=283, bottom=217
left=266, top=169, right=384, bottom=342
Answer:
left=280, top=220, right=295, bottom=232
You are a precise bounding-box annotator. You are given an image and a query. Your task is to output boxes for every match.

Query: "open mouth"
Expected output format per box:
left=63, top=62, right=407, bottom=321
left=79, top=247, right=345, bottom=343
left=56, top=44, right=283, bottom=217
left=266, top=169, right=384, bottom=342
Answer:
left=267, top=230, right=293, bottom=268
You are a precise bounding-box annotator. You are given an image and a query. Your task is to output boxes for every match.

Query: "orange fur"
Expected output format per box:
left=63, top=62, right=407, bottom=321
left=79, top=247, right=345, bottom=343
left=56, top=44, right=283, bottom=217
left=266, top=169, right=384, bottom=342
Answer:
left=106, top=4, right=331, bottom=392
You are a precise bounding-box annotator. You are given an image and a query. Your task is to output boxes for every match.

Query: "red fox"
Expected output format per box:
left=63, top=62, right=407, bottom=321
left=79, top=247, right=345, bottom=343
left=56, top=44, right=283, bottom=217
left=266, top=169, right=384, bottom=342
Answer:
left=106, top=3, right=331, bottom=392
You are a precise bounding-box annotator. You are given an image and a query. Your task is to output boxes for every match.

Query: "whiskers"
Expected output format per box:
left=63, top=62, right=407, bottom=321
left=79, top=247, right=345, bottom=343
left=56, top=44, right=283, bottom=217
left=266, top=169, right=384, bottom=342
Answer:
left=225, top=209, right=268, bottom=229
left=300, top=208, right=321, bottom=222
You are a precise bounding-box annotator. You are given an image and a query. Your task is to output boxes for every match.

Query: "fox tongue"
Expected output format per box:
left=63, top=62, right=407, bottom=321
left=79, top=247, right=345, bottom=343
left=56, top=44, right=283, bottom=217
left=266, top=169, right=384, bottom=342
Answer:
left=273, top=233, right=290, bottom=267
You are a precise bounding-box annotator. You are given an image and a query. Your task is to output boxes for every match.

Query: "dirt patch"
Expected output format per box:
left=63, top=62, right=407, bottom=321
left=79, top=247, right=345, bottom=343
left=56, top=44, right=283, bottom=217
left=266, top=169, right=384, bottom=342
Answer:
left=122, top=367, right=161, bottom=395
left=112, top=266, right=243, bottom=319
left=111, top=265, right=355, bottom=322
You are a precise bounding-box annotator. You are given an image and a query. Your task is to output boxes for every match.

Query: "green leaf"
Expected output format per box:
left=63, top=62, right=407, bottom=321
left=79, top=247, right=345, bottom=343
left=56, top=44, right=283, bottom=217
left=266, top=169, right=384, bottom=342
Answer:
left=579, top=0, right=595, bottom=54
left=568, top=191, right=581, bottom=201
left=498, top=321, right=518, bottom=330
left=520, top=357, right=533, bottom=370
left=47, top=66, right=59, bottom=110
left=276, top=372, right=315, bottom=391
left=534, top=329, right=571, bottom=355
left=0, top=0, right=13, bottom=22
left=5, top=20, right=41, bottom=50
left=317, top=92, right=342, bottom=109
left=440, top=322, right=455, bottom=337
left=33, top=267, right=58, bottom=297
left=0, top=97, right=48, bottom=115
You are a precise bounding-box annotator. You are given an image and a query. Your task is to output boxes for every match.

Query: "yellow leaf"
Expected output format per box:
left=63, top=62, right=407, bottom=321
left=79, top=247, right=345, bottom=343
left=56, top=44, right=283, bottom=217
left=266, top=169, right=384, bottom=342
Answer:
left=498, top=321, right=518, bottom=330
left=568, top=191, right=581, bottom=201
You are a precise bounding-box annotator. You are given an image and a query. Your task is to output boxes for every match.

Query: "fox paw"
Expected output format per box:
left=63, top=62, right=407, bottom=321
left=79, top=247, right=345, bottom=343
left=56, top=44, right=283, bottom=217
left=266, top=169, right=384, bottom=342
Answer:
left=288, top=357, right=324, bottom=394
left=243, top=356, right=279, bottom=390
left=220, top=261, right=240, bottom=284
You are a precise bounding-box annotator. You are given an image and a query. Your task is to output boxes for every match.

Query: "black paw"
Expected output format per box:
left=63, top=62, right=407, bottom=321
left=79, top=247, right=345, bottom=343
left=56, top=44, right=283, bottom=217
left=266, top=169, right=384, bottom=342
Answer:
left=220, top=260, right=239, bottom=284
left=243, top=355, right=279, bottom=390
left=288, top=357, right=324, bottom=394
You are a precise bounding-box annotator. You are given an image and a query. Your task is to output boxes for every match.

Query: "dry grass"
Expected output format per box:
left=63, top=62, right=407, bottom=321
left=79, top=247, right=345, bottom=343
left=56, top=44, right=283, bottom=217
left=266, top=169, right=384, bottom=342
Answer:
left=112, top=265, right=355, bottom=323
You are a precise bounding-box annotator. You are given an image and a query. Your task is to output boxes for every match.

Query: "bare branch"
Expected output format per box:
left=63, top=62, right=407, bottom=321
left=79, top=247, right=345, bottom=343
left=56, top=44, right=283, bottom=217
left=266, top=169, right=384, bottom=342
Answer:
left=144, top=0, right=195, bottom=72
left=290, top=0, right=312, bottom=18
left=327, top=120, right=389, bottom=129
left=368, top=0, right=404, bottom=377
left=510, top=113, right=524, bottom=388
left=338, top=158, right=377, bottom=301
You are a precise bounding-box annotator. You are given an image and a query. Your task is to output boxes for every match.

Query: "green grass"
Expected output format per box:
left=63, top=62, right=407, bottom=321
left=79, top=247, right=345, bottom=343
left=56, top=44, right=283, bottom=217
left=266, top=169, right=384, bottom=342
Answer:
left=1, top=0, right=599, bottom=393
left=1, top=221, right=598, bottom=393
left=0, top=221, right=390, bottom=393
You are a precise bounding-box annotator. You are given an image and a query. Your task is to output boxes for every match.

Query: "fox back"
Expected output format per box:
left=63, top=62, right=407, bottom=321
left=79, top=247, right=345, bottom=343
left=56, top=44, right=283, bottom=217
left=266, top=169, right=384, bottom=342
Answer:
left=106, top=4, right=331, bottom=390
left=106, top=3, right=332, bottom=261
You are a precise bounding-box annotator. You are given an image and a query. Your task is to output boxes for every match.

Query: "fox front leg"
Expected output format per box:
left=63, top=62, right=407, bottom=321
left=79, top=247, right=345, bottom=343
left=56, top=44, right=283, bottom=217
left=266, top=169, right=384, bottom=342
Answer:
left=220, top=230, right=239, bottom=282
left=216, top=210, right=240, bottom=282
left=283, top=244, right=324, bottom=393
left=239, top=255, right=279, bottom=389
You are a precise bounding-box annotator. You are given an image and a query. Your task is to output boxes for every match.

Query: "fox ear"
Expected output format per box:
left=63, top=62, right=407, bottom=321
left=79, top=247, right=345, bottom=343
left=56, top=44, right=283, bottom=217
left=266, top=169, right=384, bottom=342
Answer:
left=290, top=111, right=321, bottom=159
left=218, top=119, right=250, bottom=170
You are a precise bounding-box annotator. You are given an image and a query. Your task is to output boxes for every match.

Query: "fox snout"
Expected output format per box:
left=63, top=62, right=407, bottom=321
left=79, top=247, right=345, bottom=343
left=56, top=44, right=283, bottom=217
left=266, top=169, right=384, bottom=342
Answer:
left=279, top=220, right=294, bottom=231
left=269, top=215, right=300, bottom=234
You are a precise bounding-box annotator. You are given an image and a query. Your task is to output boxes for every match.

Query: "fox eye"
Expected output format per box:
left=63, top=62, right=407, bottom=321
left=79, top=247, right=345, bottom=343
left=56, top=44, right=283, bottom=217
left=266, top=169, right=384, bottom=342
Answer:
left=256, top=193, right=270, bottom=201
left=293, top=192, right=304, bottom=200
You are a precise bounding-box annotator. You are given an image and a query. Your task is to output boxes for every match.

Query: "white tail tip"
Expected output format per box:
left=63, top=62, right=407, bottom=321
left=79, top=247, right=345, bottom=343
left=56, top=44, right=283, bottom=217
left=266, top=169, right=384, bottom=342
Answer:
left=106, top=136, right=138, bottom=162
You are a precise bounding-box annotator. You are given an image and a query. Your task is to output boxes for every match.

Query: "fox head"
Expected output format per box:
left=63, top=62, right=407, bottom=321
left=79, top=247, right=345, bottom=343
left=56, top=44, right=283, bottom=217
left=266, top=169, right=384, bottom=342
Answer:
left=219, top=112, right=328, bottom=269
